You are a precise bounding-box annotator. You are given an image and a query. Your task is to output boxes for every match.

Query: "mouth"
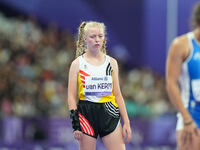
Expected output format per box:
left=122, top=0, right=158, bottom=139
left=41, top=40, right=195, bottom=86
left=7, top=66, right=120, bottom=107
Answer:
left=95, top=44, right=100, bottom=47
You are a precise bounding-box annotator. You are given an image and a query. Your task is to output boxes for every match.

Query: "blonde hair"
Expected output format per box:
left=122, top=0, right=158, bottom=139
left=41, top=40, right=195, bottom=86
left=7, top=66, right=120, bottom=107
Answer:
left=75, top=21, right=107, bottom=58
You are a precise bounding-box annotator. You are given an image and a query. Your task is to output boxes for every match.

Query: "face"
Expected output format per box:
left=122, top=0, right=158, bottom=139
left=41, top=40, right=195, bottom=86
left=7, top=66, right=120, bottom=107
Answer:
left=84, top=26, right=105, bottom=51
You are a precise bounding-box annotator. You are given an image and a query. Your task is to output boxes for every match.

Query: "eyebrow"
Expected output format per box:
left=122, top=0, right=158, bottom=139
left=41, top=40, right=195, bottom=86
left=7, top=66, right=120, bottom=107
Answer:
left=90, top=34, right=104, bottom=36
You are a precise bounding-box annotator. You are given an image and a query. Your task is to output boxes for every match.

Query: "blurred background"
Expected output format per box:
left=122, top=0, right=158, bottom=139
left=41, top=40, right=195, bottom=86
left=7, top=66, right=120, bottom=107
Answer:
left=0, top=0, right=199, bottom=149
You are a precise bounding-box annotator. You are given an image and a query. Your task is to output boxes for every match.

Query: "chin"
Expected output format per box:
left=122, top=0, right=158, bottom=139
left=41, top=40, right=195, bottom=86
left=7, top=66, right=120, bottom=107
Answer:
left=93, top=46, right=100, bottom=50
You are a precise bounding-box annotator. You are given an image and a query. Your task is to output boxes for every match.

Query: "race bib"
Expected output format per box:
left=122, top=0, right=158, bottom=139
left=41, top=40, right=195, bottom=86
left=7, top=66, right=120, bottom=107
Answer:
left=84, top=76, right=112, bottom=97
left=192, top=79, right=200, bottom=101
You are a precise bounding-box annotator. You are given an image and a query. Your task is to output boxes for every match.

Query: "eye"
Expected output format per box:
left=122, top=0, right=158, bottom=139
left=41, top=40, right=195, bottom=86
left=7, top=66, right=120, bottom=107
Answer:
left=99, top=35, right=103, bottom=38
left=90, top=35, right=96, bottom=38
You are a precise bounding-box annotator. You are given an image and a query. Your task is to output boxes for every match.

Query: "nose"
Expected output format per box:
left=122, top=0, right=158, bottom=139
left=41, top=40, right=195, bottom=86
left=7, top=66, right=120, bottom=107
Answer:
left=95, top=37, right=100, bottom=43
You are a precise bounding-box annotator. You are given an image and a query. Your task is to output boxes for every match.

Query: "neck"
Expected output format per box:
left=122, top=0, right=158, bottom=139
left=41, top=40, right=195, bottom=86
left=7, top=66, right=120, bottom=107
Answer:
left=86, top=48, right=103, bottom=58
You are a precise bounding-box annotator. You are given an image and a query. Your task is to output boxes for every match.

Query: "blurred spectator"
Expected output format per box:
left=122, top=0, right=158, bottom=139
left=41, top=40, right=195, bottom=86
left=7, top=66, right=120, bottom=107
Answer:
left=0, top=12, right=71, bottom=118
left=121, top=68, right=175, bottom=117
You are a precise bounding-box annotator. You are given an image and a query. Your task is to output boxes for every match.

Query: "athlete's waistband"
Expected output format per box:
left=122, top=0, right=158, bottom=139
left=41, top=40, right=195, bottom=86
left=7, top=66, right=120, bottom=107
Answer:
left=79, top=99, right=118, bottom=107
left=78, top=100, right=110, bottom=104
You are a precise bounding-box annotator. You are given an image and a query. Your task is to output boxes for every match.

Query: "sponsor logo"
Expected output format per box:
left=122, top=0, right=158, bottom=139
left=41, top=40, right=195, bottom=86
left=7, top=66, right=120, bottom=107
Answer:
left=91, top=77, right=103, bottom=81
left=194, top=52, right=200, bottom=60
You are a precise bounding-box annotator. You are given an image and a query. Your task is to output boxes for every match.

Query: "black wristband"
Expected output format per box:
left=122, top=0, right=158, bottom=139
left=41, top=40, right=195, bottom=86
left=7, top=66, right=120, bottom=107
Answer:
left=70, top=109, right=82, bottom=132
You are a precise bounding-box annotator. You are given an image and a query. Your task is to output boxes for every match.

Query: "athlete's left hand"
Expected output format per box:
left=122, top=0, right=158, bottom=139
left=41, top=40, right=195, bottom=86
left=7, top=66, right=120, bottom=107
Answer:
left=181, top=121, right=199, bottom=147
left=122, top=122, right=132, bottom=144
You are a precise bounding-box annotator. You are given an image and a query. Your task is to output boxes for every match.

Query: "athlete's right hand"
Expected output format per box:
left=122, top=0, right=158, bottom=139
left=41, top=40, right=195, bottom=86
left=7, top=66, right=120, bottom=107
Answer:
left=181, top=121, right=199, bottom=147
left=122, top=122, right=132, bottom=144
left=74, top=130, right=83, bottom=141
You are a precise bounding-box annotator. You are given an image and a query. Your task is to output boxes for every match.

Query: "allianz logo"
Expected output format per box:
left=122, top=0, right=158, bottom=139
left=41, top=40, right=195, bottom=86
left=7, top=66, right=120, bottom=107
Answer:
left=91, top=77, right=103, bottom=81
left=91, top=77, right=108, bottom=81
left=194, top=52, right=200, bottom=60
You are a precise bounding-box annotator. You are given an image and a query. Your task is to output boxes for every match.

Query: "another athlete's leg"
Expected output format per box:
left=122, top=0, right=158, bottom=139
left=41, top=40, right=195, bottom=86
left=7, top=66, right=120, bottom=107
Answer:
left=102, top=124, right=126, bottom=150
left=78, top=134, right=97, bottom=150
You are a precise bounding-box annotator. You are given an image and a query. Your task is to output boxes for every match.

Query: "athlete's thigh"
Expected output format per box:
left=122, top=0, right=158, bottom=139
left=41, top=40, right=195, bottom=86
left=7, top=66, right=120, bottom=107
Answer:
left=177, top=130, right=200, bottom=150
left=78, top=134, right=97, bottom=150
left=102, top=124, right=126, bottom=150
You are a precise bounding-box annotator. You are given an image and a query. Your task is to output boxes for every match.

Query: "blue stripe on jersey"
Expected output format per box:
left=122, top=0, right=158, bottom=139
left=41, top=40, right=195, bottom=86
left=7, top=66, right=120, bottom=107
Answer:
left=186, top=38, right=200, bottom=126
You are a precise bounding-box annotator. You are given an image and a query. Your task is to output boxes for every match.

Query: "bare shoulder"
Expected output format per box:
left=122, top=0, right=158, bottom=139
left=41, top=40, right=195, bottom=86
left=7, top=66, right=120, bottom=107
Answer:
left=109, top=56, right=118, bottom=69
left=69, top=57, right=79, bottom=72
left=172, top=34, right=188, bottom=49
left=169, top=34, right=189, bottom=58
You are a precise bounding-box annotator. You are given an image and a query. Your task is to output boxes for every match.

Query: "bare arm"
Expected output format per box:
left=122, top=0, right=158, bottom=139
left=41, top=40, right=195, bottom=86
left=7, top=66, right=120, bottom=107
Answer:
left=67, top=58, right=79, bottom=110
left=111, top=58, right=130, bottom=124
left=67, top=58, right=83, bottom=140
left=110, top=57, right=132, bottom=143
left=166, top=37, right=192, bottom=122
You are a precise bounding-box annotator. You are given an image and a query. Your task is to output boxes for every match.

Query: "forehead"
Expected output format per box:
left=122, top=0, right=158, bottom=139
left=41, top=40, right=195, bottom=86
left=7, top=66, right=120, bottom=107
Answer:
left=86, top=27, right=104, bottom=35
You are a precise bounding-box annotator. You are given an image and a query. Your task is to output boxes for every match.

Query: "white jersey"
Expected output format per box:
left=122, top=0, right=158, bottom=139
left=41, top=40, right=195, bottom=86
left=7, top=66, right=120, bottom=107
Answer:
left=77, top=55, right=118, bottom=106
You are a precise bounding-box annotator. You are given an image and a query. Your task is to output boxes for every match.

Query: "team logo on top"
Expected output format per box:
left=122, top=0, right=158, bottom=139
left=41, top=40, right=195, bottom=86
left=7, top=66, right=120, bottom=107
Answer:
left=194, top=52, right=200, bottom=60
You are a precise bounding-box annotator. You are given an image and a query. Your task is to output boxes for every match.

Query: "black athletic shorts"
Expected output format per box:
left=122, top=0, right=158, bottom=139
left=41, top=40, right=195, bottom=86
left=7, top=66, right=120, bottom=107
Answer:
left=77, top=100, right=120, bottom=138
